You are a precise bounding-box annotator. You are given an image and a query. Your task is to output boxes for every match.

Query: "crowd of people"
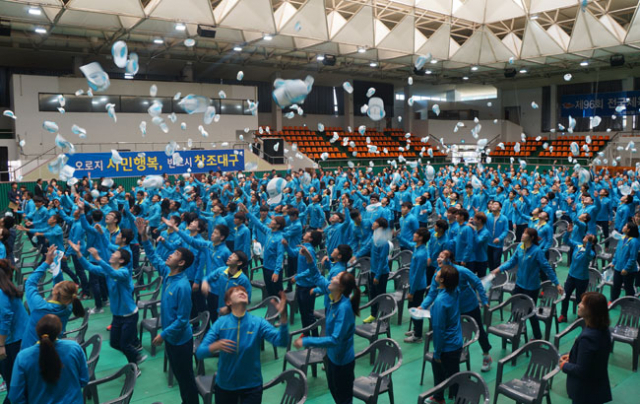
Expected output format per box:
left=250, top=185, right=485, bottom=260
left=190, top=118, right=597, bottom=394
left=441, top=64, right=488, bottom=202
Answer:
left=0, top=161, right=631, bottom=404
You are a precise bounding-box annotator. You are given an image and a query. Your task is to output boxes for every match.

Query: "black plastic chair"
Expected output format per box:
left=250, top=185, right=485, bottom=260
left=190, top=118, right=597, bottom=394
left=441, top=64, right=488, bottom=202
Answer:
left=83, top=363, right=138, bottom=404
left=486, top=294, right=535, bottom=365
left=494, top=340, right=560, bottom=404
left=247, top=296, right=281, bottom=359
left=263, top=369, right=308, bottom=404
left=417, top=371, right=490, bottom=404
left=553, top=318, right=585, bottom=350
left=283, top=275, right=298, bottom=325
left=165, top=311, right=210, bottom=385
left=139, top=316, right=161, bottom=357
left=389, top=250, right=412, bottom=272
left=536, top=281, right=561, bottom=341
left=283, top=318, right=325, bottom=378
left=81, top=334, right=102, bottom=390
left=353, top=338, right=403, bottom=404
left=249, top=265, right=268, bottom=301
left=609, top=296, right=640, bottom=371
left=348, top=257, right=371, bottom=291
left=355, top=294, right=397, bottom=364
left=389, top=268, right=410, bottom=325
left=195, top=371, right=216, bottom=404
left=487, top=272, right=509, bottom=321
left=63, top=311, right=90, bottom=345
left=135, top=276, right=162, bottom=321
left=547, top=248, right=563, bottom=270
left=420, top=315, right=480, bottom=385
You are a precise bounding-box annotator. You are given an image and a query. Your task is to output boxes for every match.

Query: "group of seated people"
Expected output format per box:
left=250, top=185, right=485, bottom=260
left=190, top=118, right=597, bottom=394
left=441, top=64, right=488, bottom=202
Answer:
left=0, top=160, right=634, bottom=404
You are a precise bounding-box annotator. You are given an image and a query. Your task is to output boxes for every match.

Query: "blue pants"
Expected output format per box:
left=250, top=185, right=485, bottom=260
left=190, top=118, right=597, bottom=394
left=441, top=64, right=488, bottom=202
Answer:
left=215, top=385, right=263, bottom=404
left=166, top=339, right=199, bottom=404
left=89, top=271, right=106, bottom=309
left=111, top=313, right=139, bottom=363
left=71, top=254, right=90, bottom=293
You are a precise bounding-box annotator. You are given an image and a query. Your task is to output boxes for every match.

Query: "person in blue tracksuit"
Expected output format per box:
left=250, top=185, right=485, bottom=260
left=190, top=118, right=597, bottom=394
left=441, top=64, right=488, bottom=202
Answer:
left=9, top=315, right=88, bottom=404
left=424, top=265, right=463, bottom=404
left=609, top=222, right=640, bottom=302
left=559, top=230, right=596, bottom=323
left=201, top=251, right=252, bottom=314
left=324, top=205, right=353, bottom=261
left=232, top=212, right=252, bottom=274
left=282, top=230, right=322, bottom=332
left=405, top=228, right=430, bottom=343
left=314, top=245, right=352, bottom=311
left=308, top=194, right=325, bottom=230
left=196, top=286, right=289, bottom=403
left=455, top=209, right=474, bottom=267
left=295, top=271, right=360, bottom=404
left=470, top=212, right=490, bottom=278
left=155, top=216, right=183, bottom=261
left=427, top=220, right=449, bottom=285
left=136, top=218, right=198, bottom=404
left=21, top=245, right=85, bottom=350
left=240, top=203, right=286, bottom=297
left=492, top=227, right=564, bottom=340
left=70, top=242, right=145, bottom=365
left=398, top=202, right=419, bottom=250
left=0, top=259, right=28, bottom=404
left=614, top=195, right=634, bottom=233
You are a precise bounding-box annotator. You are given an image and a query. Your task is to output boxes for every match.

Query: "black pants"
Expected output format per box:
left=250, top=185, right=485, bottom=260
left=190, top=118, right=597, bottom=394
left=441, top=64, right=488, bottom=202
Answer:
left=431, top=348, right=462, bottom=400
left=190, top=283, right=206, bottom=320
left=296, top=286, right=316, bottom=332
left=368, top=273, right=389, bottom=318
left=165, top=339, right=199, bottom=404
left=0, top=340, right=21, bottom=404
left=513, top=286, right=542, bottom=340
left=225, top=240, right=235, bottom=252
left=597, top=221, right=610, bottom=242
left=131, top=243, right=141, bottom=270
left=264, top=268, right=283, bottom=297
left=408, top=289, right=426, bottom=338
left=71, top=254, right=90, bottom=293
left=89, top=271, right=105, bottom=309
left=462, top=306, right=491, bottom=354
left=207, top=293, right=219, bottom=324
left=111, top=313, right=139, bottom=363
left=561, top=276, right=589, bottom=317
left=326, top=357, right=355, bottom=404
left=426, top=266, right=436, bottom=287
left=215, top=385, right=263, bottom=404
left=471, top=261, right=488, bottom=278
left=487, top=246, right=502, bottom=272
left=285, top=256, right=297, bottom=292
left=611, top=270, right=636, bottom=302
left=515, top=224, right=527, bottom=242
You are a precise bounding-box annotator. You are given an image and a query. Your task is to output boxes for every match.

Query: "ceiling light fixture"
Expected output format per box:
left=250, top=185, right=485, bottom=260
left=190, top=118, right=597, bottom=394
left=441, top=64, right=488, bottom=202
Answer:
left=263, top=34, right=273, bottom=41
left=471, top=66, right=479, bottom=71
left=124, top=73, right=134, bottom=80
left=370, top=61, right=378, bottom=67
left=34, top=27, right=46, bottom=34
left=153, top=38, right=164, bottom=44
left=233, top=46, right=242, bottom=52
left=530, top=15, right=539, bottom=20
left=430, top=59, right=438, bottom=64
left=462, top=76, right=469, bottom=80
left=580, top=60, right=589, bottom=66
left=316, top=55, right=325, bottom=61
left=357, top=47, right=366, bottom=53
left=28, top=7, right=41, bottom=16
left=175, top=23, right=186, bottom=31
left=519, top=69, right=528, bottom=73
left=425, top=70, right=432, bottom=75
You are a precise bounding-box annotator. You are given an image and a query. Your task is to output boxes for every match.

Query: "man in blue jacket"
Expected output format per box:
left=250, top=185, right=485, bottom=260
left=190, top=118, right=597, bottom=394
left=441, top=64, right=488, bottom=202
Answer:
left=196, top=286, right=288, bottom=403
left=398, top=202, right=419, bottom=250
left=486, top=201, right=509, bottom=270
left=454, top=209, right=474, bottom=267
left=136, top=217, right=198, bottom=404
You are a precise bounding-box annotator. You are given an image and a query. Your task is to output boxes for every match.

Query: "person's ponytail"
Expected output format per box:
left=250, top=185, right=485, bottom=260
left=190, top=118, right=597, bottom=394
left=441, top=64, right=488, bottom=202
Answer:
left=339, top=272, right=360, bottom=316
left=56, top=281, right=85, bottom=317
left=36, top=315, right=62, bottom=384
left=71, top=296, right=85, bottom=318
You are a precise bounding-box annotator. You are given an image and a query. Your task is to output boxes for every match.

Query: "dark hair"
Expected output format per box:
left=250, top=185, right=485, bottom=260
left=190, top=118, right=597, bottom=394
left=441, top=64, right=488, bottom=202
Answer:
left=336, top=244, right=353, bottom=263
left=493, top=200, right=503, bottom=208
left=338, top=272, right=361, bottom=316
left=349, top=209, right=361, bottom=219
left=3, top=216, right=15, bottom=229
left=288, top=208, right=299, bottom=218
left=33, top=196, right=44, bottom=204
left=176, top=247, right=195, bottom=271
left=259, top=206, right=269, bottom=213
left=523, top=227, right=540, bottom=245
left=272, top=216, right=286, bottom=230
left=446, top=207, right=459, bottom=215
left=214, top=224, right=230, bottom=240
left=439, top=265, right=459, bottom=291
left=415, top=228, right=430, bottom=244
left=195, top=218, right=207, bottom=233
left=627, top=222, right=640, bottom=238
left=474, top=212, right=487, bottom=225
left=333, top=212, right=345, bottom=223
left=457, top=209, right=470, bottom=222
left=91, top=209, right=104, bottom=223
left=109, top=211, right=122, bottom=225
left=119, top=228, right=134, bottom=245
left=117, top=248, right=131, bottom=267
left=374, top=217, right=388, bottom=229
left=583, top=212, right=591, bottom=223
left=308, top=230, right=323, bottom=248
left=234, top=212, right=246, bottom=222
left=401, top=201, right=413, bottom=210
left=131, top=204, right=142, bottom=216
left=0, top=259, right=22, bottom=299
left=170, top=215, right=182, bottom=226
left=36, top=315, right=63, bottom=384
left=581, top=292, right=610, bottom=330
left=233, top=250, right=248, bottom=267
left=435, top=219, right=449, bottom=232
left=55, top=281, right=85, bottom=318
left=224, top=285, right=248, bottom=305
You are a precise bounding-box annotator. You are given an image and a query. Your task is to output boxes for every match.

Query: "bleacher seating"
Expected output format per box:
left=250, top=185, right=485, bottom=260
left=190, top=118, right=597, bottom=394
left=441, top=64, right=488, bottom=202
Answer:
left=538, top=135, right=609, bottom=158
left=489, top=137, right=545, bottom=158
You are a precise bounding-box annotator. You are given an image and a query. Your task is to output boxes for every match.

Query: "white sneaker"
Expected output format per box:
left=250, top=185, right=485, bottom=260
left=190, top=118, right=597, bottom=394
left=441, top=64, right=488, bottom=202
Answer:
left=481, top=355, right=493, bottom=372
left=87, top=307, right=104, bottom=315
left=404, top=335, right=423, bottom=343
left=405, top=330, right=415, bottom=337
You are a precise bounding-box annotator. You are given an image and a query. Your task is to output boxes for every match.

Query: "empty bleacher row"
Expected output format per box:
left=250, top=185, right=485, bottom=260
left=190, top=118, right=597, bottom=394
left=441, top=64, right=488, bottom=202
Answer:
left=538, top=135, right=610, bottom=158
left=489, top=137, right=546, bottom=158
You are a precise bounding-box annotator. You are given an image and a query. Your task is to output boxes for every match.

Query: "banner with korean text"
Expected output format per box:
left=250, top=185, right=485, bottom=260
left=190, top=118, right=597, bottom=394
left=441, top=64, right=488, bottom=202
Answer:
left=560, top=90, right=640, bottom=117
left=65, top=149, right=245, bottom=178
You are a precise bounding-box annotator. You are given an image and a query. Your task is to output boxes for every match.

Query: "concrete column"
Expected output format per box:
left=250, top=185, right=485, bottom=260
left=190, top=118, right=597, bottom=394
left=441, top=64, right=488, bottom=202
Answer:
left=270, top=72, right=282, bottom=132
left=403, top=85, right=413, bottom=134
left=72, top=56, right=83, bottom=77
left=549, top=84, right=558, bottom=130
left=622, top=77, right=634, bottom=132
left=344, top=89, right=354, bottom=131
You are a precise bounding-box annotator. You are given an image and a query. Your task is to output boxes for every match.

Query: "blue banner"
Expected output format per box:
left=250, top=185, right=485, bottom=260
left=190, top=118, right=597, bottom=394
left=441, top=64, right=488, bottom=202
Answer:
left=561, top=90, right=640, bottom=117
left=65, top=149, right=245, bottom=178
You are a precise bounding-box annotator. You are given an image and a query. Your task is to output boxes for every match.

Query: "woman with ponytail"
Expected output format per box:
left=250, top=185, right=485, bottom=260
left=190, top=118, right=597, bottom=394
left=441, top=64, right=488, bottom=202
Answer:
left=0, top=259, right=28, bottom=404
left=9, top=314, right=88, bottom=404
left=21, top=245, right=85, bottom=350
left=294, top=271, right=360, bottom=404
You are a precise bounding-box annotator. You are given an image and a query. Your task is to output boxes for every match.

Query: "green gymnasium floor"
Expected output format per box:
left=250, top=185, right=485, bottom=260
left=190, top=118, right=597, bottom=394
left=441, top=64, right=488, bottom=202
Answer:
left=3, top=248, right=640, bottom=404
